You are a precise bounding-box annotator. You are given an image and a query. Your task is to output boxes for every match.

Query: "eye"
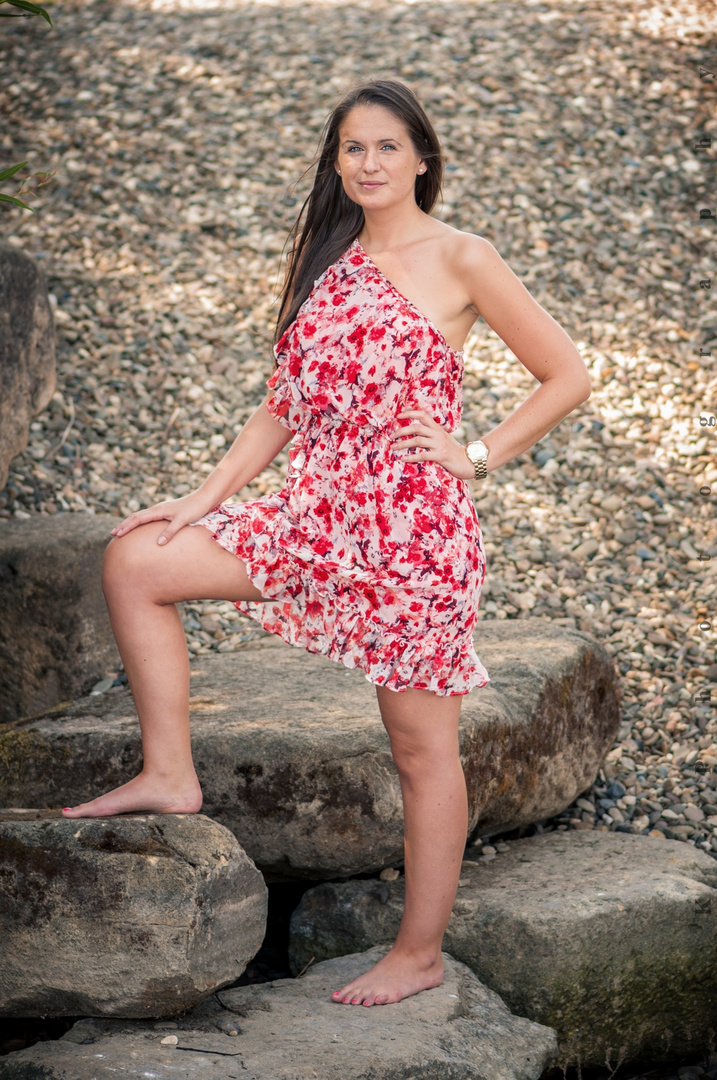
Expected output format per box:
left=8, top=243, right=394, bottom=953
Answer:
left=381, top=143, right=397, bottom=151
left=347, top=145, right=363, bottom=153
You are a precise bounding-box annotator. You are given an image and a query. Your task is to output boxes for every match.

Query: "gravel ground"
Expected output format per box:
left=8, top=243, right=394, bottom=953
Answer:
left=1, top=0, right=717, bottom=888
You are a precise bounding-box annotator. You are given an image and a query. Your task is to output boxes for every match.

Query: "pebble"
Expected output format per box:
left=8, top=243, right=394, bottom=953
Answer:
left=90, top=676, right=116, bottom=695
left=215, top=1015, right=241, bottom=1037
left=0, top=0, right=714, bottom=930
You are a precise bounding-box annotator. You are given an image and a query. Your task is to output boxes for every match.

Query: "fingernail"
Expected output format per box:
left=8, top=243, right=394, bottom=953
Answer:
left=62, top=807, right=72, bottom=812
left=157, top=536, right=166, bottom=546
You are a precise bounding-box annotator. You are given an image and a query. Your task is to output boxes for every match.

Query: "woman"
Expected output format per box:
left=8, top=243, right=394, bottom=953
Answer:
left=62, top=79, right=591, bottom=1008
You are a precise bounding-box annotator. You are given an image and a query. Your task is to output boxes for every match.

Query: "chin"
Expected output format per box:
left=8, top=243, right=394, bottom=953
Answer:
left=350, top=189, right=394, bottom=209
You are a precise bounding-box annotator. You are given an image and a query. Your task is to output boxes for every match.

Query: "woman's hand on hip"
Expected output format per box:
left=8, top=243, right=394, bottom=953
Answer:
left=392, top=409, right=474, bottom=481
left=110, top=491, right=218, bottom=546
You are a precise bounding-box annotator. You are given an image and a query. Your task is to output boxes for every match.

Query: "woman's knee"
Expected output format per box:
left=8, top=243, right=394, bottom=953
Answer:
left=383, top=720, right=462, bottom=779
left=102, top=523, right=165, bottom=599
left=388, top=733, right=454, bottom=781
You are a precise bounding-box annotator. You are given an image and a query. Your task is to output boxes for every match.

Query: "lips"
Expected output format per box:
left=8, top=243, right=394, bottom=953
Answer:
left=359, top=182, right=384, bottom=189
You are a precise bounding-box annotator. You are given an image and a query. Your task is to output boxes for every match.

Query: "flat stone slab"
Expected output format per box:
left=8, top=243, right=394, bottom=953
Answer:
left=288, top=831, right=717, bottom=1069
left=0, top=811, right=267, bottom=1018
left=0, top=945, right=558, bottom=1080
left=0, top=619, right=620, bottom=879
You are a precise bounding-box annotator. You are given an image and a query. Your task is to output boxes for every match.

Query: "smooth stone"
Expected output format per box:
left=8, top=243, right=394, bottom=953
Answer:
left=0, top=811, right=267, bottom=1018
left=0, top=946, right=558, bottom=1079
left=288, top=831, right=717, bottom=1069
left=0, top=243, right=56, bottom=493
left=0, top=514, right=120, bottom=723
left=571, top=538, right=599, bottom=559
left=0, top=619, right=621, bottom=880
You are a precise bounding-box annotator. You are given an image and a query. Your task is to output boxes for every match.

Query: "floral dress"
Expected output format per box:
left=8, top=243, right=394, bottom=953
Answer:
left=192, top=238, right=490, bottom=696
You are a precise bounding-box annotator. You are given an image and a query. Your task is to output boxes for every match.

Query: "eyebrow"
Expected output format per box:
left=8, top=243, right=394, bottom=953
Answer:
left=341, top=137, right=404, bottom=146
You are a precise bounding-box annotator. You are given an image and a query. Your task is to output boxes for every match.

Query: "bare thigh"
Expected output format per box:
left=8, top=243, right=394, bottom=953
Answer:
left=102, top=521, right=269, bottom=605
left=375, top=685, right=462, bottom=768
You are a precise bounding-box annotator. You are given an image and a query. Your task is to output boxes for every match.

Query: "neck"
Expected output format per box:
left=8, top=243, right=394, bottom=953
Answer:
left=359, top=202, right=429, bottom=254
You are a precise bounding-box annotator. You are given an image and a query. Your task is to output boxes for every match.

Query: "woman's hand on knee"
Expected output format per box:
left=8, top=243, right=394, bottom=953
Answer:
left=111, top=493, right=216, bottom=546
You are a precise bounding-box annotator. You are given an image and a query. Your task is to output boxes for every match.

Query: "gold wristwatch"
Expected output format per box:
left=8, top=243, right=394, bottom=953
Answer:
left=465, top=440, right=489, bottom=481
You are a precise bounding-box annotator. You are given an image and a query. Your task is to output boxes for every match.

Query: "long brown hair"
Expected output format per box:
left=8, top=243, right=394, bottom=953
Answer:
left=274, top=79, right=444, bottom=346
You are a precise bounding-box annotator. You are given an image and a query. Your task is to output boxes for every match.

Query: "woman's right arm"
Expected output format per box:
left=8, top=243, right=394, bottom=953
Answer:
left=111, top=390, right=294, bottom=544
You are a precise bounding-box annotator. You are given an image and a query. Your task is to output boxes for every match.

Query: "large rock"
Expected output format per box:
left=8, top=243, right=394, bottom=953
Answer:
left=288, top=830, right=717, bottom=1069
left=0, top=620, right=620, bottom=879
left=0, top=514, right=120, bottom=723
left=0, top=243, right=56, bottom=493
left=0, top=810, right=268, bottom=1018
left=0, top=945, right=559, bottom=1079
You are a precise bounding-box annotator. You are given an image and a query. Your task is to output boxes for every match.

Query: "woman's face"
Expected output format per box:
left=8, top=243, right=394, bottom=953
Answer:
left=334, top=104, right=425, bottom=211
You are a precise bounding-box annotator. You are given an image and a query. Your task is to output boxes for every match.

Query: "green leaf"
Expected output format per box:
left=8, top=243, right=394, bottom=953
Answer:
left=0, top=0, right=53, bottom=24
left=0, top=192, right=35, bottom=211
left=0, top=161, right=28, bottom=182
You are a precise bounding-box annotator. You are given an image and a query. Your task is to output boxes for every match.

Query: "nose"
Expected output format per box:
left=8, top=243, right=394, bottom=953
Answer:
left=363, top=148, right=380, bottom=174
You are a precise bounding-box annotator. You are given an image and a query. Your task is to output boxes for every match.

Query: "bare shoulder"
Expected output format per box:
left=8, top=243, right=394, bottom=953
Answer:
left=438, top=229, right=536, bottom=318
left=420, top=226, right=491, bottom=309
left=442, top=230, right=500, bottom=276
left=423, top=223, right=487, bottom=257
left=430, top=228, right=497, bottom=287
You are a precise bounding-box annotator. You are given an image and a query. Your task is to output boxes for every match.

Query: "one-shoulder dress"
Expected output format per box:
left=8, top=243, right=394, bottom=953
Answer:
left=192, top=238, right=490, bottom=696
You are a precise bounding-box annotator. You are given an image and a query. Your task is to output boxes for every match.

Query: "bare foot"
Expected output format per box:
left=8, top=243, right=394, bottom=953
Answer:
left=61, top=771, right=203, bottom=818
left=330, top=946, right=444, bottom=1006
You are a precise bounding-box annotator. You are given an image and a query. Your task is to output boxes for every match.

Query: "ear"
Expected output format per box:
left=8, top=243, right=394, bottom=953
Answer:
left=417, top=161, right=426, bottom=174
left=334, top=161, right=342, bottom=176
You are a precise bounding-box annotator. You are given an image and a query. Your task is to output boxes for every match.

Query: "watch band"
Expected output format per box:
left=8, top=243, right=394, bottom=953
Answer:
left=472, top=455, right=487, bottom=481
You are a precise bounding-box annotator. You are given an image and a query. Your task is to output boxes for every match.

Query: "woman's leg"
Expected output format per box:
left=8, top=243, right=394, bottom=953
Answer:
left=62, top=522, right=268, bottom=818
left=331, top=685, right=468, bottom=1005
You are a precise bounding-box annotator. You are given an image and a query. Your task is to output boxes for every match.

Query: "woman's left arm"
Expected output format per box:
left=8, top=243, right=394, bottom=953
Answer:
left=460, top=234, right=592, bottom=473
left=393, top=235, right=592, bottom=480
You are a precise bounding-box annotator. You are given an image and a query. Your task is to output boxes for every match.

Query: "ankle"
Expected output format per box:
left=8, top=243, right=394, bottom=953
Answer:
left=390, top=943, right=442, bottom=968
left=138, top=765, right=199, bottom=787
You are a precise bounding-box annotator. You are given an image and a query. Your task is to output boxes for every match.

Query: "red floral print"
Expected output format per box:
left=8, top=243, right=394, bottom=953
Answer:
left=192, top=239, right=490, bottom=696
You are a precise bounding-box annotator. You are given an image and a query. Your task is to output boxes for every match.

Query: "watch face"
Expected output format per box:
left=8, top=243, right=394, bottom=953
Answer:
left=467, top=441, right=486, bottom=463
